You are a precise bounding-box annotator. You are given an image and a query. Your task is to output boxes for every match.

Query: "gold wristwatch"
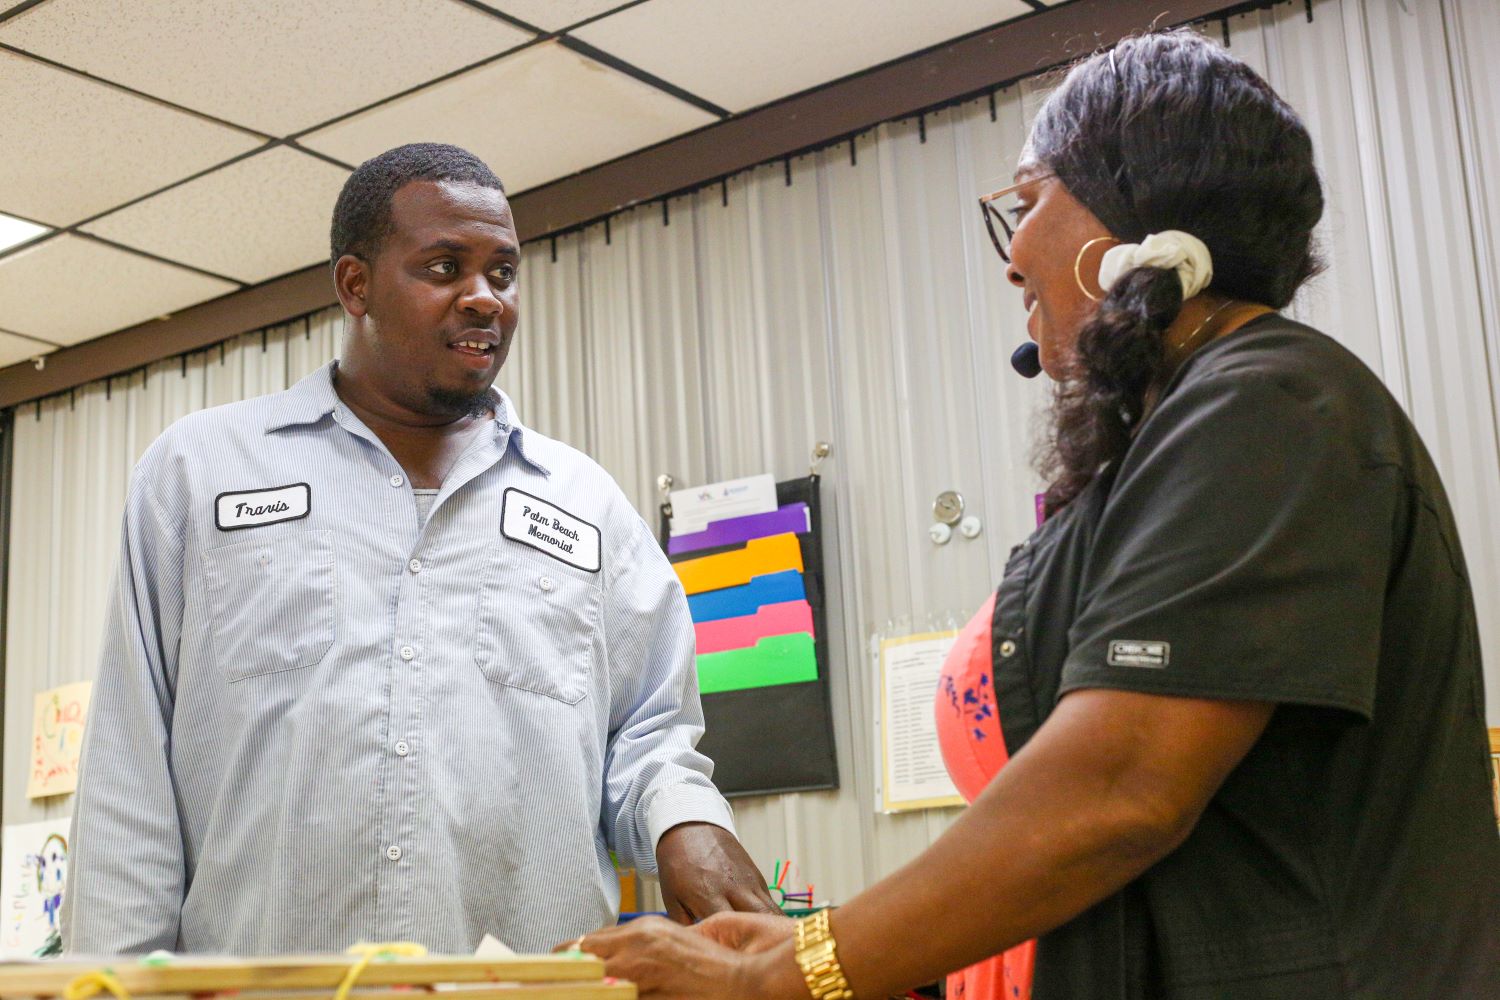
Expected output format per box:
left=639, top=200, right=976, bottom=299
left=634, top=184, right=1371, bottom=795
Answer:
left=793, top=910, right=855, bottom=1000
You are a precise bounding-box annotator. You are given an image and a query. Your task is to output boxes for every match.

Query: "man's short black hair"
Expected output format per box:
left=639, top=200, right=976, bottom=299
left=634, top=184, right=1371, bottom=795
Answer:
left=329, top=143, right=505, bottom=268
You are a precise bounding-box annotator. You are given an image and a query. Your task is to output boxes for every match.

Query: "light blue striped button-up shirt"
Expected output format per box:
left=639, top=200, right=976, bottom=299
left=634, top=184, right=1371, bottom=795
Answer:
left=62, top=362, right=733, bottom=955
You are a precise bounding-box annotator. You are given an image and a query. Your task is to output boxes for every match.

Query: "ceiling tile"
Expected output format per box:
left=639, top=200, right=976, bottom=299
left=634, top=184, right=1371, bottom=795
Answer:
left=0, top=331, right=57, bottom=369
left=0, top=0, right=534, bottom=136
left=81, top=147, right=351, bottom=284
left=0, top=235, right=235, bottom=345
left=0, top=210, right=50, bottom=254
left=0, top=51, right=262, bottom=227
left=573, top=0, right=1033, bottom=112
left=301, top=40, right=716, bottom=195
left=493, top=1, right=629, bottom=31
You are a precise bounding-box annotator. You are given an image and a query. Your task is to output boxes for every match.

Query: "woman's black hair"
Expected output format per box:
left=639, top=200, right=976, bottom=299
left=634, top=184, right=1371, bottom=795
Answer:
left=1030, top=30, right=1324, bottom=515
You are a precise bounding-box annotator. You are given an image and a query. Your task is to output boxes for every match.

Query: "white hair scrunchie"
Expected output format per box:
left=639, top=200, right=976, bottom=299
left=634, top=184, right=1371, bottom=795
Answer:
left=1097, top=230, right=1214, bottom=300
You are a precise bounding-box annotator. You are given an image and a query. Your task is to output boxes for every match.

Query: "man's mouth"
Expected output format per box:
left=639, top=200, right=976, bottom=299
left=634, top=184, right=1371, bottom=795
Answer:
left=447, top=326, right=501, bottom=361
left=446, top=329, right=502, bottom=372
left=450, top=340, right=495, bottom=357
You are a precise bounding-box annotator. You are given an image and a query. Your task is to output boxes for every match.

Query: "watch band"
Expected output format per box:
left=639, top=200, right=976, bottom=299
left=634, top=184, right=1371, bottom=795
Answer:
left=793, top=910, right=855, bottom=1000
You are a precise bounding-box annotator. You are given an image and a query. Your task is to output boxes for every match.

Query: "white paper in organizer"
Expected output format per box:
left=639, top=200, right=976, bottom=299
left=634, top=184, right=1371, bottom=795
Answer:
left=668, top=473, right=778, bottom=536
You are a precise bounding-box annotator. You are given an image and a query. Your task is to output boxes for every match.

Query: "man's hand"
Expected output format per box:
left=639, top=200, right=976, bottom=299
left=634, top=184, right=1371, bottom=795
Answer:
left=655, top=822, right=780, bottom=921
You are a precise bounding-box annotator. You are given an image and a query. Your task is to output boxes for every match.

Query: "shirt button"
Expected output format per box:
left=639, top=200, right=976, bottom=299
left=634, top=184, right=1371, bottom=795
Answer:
left=399, top=645, right=415, bottom=661
left=389, top=474, right=404, bottom=488
left=999, top=639, right=1017, bottom=658
left=385, top=845, right=402, bottom=861
left=539, top=576, right=555, bottom=592
left=408, top=558, right=423, bottom=574
left=394, top=740, right=410, bottom=757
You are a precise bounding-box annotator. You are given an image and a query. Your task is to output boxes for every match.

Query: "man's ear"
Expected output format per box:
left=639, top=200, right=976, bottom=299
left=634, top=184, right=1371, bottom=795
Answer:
left=333, top=255, right=370, bottom=318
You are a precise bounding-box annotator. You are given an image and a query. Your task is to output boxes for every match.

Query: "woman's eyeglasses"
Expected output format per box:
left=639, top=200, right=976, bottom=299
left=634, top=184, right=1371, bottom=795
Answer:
left=977, top=174, right=1052, bottom=263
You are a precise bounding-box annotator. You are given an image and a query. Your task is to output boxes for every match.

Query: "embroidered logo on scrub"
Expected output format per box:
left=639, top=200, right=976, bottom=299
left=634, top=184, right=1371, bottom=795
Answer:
left=1107, top=640, right=1170, bottom=669
left=501, top=488, right=601, bottom=573
left=215, top=483, right=311, bottom=531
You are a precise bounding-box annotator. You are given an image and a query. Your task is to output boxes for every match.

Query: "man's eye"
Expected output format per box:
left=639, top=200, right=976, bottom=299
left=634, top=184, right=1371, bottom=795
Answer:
left=426, top=261, right=457, bottom=275
left=1008, top=205, right=1030, bottom=222
left=491, top=264, right=517, bottom=282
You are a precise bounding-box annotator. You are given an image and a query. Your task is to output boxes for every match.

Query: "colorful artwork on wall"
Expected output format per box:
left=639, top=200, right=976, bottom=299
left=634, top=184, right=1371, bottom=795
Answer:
left=28, top=682, right=91, bottom=799
left=1, top=818, right=70, bottom=958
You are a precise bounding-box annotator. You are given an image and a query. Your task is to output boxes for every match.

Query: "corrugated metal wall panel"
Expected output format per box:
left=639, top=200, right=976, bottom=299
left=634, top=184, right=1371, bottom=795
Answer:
left=505, top=232, right=592, bottom=452
left=4, top=402, right=58, bottom=825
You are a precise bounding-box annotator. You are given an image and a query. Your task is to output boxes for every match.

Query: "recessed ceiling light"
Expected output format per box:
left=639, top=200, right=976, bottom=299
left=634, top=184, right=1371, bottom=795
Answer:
left=0, top=213, right=51, bottom=254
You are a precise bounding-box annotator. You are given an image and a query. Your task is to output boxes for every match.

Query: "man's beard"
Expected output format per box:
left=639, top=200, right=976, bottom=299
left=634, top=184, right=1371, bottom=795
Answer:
left=425, top=384, right=494, bottom=419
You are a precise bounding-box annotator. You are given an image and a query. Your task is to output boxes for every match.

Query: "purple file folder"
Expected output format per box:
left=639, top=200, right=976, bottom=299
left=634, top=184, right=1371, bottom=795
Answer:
left=668, top=502, right=811, bottom=555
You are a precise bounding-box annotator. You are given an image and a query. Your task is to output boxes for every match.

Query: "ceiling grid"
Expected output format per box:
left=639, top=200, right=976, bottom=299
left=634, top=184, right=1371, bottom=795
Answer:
left=0, top=0, right=1058, bottom=357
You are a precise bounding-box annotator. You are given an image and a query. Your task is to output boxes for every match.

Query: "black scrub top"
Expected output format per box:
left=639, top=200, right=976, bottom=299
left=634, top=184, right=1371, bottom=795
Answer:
left=992, top=315, right=1500, bottom=999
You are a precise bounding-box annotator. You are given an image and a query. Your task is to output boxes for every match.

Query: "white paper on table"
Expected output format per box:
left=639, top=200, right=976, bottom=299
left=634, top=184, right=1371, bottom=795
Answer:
left=668, top=474, right=777, bottom=537
left=432, top=935, right=518, bottom=990
left=0, top=817, right=71, bottom=958
left=474, top=933, right=515, bottom=957
left=877, top=632, right=964, bottom=813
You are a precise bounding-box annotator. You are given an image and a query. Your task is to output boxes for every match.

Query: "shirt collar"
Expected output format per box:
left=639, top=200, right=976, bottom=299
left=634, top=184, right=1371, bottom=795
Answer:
left=262, top=361, right=342, bottom=431
left=265, top=361, right=550, bottom=477
left=491, top=387, right=551, bottom=477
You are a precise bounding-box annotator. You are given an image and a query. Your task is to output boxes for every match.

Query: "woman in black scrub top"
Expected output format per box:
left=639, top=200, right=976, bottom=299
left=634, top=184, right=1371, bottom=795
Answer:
left=566, top=30, right=1500, bottom=1000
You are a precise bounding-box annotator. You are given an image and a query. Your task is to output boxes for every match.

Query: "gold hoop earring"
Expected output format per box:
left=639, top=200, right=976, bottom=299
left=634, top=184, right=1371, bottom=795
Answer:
left=1073, top=236, right=1118, bottom=302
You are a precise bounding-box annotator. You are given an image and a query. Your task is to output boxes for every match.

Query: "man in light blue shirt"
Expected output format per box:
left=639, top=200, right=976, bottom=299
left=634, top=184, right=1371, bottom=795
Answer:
left=62, top=143, right=775, bottom=955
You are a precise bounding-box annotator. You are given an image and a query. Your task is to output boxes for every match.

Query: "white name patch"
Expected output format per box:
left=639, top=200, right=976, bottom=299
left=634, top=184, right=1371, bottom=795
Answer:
left=502, top=488, right=602, bottom=573
left=1108, top=640, right=1170, bottom=669
left=215, top=483, right=311, bottom=531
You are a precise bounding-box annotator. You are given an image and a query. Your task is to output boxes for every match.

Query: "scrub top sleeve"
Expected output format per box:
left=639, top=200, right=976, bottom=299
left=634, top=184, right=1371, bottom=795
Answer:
left=1059, top=370, right=1399, bottom=718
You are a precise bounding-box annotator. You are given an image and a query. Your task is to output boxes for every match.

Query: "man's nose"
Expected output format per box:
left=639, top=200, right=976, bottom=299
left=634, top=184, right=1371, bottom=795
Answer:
left=457, top=273, right=503, bottom=317
left=1005, top=262, right=1024, bottom=288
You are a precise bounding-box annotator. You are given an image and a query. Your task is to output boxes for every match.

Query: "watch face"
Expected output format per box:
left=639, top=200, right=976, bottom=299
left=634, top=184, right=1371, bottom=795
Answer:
left=933, top=489, right=965, bottom=525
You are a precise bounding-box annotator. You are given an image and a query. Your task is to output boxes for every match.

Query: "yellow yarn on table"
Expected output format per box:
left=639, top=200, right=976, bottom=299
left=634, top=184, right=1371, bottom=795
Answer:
left=333, top=941, right=430, bottom=1000
left=62, top=970, right=132, bottom=1000
left=61, top=941, right=429, bottom=1000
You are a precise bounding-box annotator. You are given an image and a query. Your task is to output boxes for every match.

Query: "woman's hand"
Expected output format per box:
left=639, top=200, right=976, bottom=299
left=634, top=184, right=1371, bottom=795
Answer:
left=556, top=916, right=803, bottom=1000
left=692, top=911, right=796, bottom=953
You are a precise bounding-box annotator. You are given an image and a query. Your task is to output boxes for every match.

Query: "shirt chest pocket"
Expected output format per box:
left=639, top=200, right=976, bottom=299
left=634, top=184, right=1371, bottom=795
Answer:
left=201, top=529, right=338, bottom=683
left=474, top=553, right=601, bottom=705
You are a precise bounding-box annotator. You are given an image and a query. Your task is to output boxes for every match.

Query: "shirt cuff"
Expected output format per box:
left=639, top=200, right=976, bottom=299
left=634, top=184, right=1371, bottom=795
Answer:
left=644, top=783, right=737, bottom=850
